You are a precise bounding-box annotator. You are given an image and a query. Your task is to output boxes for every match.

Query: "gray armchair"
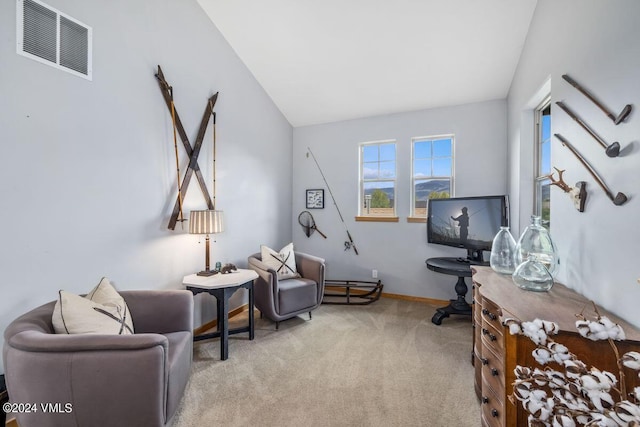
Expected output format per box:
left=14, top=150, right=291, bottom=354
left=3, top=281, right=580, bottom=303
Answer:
left=248, top=251, right=325, bottom=329
left=2, top=290, right=193, bottom=427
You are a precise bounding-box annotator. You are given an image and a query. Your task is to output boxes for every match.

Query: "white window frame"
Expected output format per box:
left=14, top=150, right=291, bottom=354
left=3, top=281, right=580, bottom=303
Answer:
left=358, top=140, right=397, bottom=220
left=410, top=134, right=455, bottom=219
left=534, top=98, right=551, bottom=227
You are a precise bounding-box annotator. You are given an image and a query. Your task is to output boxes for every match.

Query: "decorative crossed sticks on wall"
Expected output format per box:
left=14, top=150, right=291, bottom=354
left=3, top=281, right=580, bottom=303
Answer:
left=155, top=65, right=218, bottom=230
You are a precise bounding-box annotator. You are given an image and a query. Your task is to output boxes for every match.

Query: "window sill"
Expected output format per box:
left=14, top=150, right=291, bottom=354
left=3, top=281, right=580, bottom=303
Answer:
left=355, top=216, right=399, bottom=223
left=406, top=217, right=426, bottom=223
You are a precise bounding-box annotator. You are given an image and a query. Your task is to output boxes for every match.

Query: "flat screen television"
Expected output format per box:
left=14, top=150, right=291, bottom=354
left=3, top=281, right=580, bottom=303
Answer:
left=427, top=195, right=508, bottom=263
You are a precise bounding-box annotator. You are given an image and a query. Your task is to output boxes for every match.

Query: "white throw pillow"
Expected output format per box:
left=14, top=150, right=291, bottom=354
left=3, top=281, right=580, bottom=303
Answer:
left=52, top=277, right=134, bottom=335
left=261, top=243, right=301, bottom=280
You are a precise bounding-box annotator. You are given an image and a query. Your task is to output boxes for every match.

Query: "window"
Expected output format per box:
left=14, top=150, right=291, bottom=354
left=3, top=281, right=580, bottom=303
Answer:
left=358, top=141, right=397, bottom=220
left=535, top=100, right=551, bottom=228
left=411, top=135, right=454, bottom=218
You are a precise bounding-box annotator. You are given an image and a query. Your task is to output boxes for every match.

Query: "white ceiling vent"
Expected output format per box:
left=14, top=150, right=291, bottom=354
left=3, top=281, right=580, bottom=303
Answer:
left=16, top=0, right=92, bottom=80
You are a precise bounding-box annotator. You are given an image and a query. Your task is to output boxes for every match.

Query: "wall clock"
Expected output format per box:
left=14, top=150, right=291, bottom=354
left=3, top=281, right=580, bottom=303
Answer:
left=306, top=189, right=324, bottom=209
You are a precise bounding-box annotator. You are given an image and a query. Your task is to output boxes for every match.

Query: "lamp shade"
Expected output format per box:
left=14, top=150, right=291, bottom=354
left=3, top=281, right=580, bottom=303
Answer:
left=189, top=210, right=224, bottom=234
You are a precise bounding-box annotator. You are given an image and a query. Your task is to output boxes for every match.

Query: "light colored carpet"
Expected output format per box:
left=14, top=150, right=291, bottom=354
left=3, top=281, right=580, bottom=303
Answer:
left=171, top=298, right=480, bottom=427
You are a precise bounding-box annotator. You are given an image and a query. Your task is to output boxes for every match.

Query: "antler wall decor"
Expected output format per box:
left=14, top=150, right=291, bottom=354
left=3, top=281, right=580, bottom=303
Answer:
left=543, top=167, right=587, bottom=212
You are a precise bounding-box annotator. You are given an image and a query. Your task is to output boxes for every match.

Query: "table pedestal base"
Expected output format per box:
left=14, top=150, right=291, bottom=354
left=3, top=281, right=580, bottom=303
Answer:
left=431, top=276, right=472, bottom=325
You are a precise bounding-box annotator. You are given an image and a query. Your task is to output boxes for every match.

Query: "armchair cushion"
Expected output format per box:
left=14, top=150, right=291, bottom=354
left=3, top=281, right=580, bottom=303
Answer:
left=260, top=243, right=301, bottom=280
left=278, top=278, right=318, bottom=314
left=52, top=277, right=134, bottom=335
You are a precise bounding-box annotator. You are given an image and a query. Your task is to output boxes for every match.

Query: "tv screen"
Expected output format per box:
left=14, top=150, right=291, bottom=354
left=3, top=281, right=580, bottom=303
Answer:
left=427, top=195, right=508, bottom=255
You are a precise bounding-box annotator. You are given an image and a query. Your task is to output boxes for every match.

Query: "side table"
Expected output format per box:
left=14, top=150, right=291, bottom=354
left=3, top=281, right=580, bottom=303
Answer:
left=183, top=269, right=258, bottom=360
left=426, top=257, right=487, bottom=325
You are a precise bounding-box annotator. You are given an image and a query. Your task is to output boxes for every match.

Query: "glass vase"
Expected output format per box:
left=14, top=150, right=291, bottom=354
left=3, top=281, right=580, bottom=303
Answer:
left=512, top=255, right=554, bottom=292
left=490, top=226, right=517, bottom=274
left=514, top=215, right=559, bottom=276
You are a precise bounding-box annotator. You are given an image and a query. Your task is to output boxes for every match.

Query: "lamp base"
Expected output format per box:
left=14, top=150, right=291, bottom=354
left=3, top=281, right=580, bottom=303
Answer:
left=197, top=270, right=218, bottom=277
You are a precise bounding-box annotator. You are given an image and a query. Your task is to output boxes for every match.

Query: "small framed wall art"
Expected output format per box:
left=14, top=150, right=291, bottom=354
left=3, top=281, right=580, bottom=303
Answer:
left=306, top=189, right=324, bottom=209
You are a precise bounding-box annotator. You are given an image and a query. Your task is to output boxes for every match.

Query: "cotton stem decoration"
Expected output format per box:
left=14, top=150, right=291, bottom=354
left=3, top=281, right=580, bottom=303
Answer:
left=503, top=305, right=640, bottom=426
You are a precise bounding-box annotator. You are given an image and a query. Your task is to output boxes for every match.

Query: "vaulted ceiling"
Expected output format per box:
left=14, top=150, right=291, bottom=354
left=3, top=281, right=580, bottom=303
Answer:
left=198, top=0, right=538, bottom=127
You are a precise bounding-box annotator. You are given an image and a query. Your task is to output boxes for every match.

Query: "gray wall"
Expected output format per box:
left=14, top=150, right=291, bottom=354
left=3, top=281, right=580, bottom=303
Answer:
left=0, top=0, right=293, bottom=373
left=507, top=0, right=640, bottom=325
left=293, top=100, right=507, bottom=300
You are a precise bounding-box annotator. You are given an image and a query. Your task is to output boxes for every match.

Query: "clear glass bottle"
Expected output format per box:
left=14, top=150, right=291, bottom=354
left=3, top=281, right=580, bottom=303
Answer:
left=490, top=226, right=517, bottom=274
left=512, top=255, right=554, bottom=291
left=514, top=215, right=559, bottom=276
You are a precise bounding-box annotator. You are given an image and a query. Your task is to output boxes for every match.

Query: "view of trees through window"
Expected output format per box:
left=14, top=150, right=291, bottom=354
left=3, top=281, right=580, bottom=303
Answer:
left=358, top=136, right=454, bottom=220
left=360, top=142, right=396, bottom=217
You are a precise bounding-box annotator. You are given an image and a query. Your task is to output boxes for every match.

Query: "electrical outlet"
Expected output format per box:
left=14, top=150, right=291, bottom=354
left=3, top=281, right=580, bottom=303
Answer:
left=372, top=269, right=378, bottom=279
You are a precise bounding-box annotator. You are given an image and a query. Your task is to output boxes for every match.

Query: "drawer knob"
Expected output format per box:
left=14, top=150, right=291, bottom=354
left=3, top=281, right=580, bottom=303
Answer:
left=482, top=308, right=497, bottom=320
left=482, top=396, right=489, bottom=404
left=482, top=328, right=497, bottom=341
left=481, top=357, right=489, bottom=366
left=491, top=368, right=499, bottom=376
left=491, top=409, right=499, bottom=418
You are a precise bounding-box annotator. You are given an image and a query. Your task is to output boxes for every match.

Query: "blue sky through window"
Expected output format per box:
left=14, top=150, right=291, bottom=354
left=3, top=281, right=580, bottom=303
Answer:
left=363, top=143, right=396, bottom=179
left=540, top=114, right=551, bottom=174
left=413, top=137, right=452, bottom=178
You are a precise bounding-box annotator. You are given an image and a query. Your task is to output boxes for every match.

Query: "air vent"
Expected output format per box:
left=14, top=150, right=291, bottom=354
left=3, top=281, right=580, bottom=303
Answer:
left=17, top=0, right=92, bottom=80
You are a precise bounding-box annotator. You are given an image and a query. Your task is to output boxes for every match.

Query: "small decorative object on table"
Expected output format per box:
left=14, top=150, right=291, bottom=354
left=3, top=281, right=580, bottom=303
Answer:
left=512, top=255, right=554, bottom=292
left=503, top=306, right=640, bottom=426
left=515, top=215, right=559, bottom=276
left=490, top=226, right=517, bottom=274
left=220, top=263, right=237, bottom=274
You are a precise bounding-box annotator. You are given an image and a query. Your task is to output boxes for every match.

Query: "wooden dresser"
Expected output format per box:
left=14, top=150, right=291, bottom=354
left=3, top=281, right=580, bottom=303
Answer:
left=472, top=266, right=640, bottom=427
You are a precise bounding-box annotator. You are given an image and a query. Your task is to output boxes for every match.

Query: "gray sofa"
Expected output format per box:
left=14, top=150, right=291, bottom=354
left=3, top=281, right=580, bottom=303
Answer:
left=248, top=251, right=325, bottom=329
left=3, top=290, right=193, bottom=427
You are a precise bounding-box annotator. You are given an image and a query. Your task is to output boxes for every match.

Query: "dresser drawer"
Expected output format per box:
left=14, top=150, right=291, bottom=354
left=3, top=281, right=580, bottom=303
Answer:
left=481, top=298, right=502, bottom=331
left=481, top=319, right=504, bottom=354
left=481, top=343, right=505, bottom=399
left=481, top=377, right=504, bottom=427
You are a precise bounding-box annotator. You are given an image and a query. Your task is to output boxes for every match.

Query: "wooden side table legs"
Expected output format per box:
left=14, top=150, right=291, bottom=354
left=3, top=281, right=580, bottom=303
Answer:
left=431, top=276, right=472, bottom=325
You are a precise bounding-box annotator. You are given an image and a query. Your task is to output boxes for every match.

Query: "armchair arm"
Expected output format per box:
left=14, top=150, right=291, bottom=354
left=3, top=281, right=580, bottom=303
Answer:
left=295, top=252, right=325, bottom=285
left=121, top=290, right=193, bottom=334
left=4, top=334, right=169, bottom=427
left=8, top=330, right=167, bottom=353
left=247, top=254, right=278, bottom=289
left=248, top=254, right=281, bottom=316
